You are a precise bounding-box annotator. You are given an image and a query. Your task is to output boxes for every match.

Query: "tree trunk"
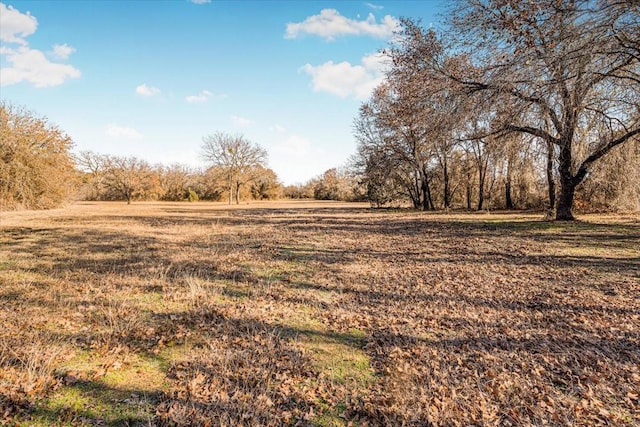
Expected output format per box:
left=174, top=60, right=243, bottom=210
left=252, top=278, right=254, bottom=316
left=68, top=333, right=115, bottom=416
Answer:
left=235, top=181, right=241, bottom=204
left=420, top=166, right=433, bottom=211
left=443, top=160, right=450, bottom=209
left=556, top=146, right=576, bottom=220
left=410, top=191, right=421, bottom=209
left=556, top=178, right=576, bottom=220
left=546, top=140, right=556, bottom=214
left=411, top=172, right=422, bottom=209
left=505, top=158, right=514, bottom=209
left=426, top=182, right=434, bottom=210
left=228, top=172, right=233, bottom=205
left=477, top=163, right=486, bottom=211
left=421, top=179, right=433, bottom=211
left=465, top=165, right=473, bottom=210
left=505, top=179, right=513, bottom=209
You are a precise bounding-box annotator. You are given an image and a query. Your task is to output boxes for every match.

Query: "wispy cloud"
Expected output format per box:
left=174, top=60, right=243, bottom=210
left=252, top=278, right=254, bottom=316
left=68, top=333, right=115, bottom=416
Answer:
left=365, top=2, right=384, bottom=11
left=274, top=134, right=310, bottom=157
left=285, top=9, right=398, bottom=41
left=269, top=124, right=287, bottom=133
left=51, top=43, right=75, bottom=60
left=135, top=83, right=161, bottom=97
left=231, top=115, right=254, bottom=127
left=105, top=124, right=143, bottom=139
left=185, top=90, right=228, bottom=103
left=189, top=0, right=210, bottom=4
left=1, top=45, right=80, bottom=87
left=301, top=52, right=387, bottom=100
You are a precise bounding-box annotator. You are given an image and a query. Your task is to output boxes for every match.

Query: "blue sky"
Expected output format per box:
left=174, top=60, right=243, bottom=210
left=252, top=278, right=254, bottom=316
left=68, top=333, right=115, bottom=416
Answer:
left=1, top=0, right=446, bottom=185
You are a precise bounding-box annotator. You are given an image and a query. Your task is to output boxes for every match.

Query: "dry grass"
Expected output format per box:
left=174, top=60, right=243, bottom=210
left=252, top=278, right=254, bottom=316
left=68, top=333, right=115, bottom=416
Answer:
left=1, top=201, right=638, bottom=426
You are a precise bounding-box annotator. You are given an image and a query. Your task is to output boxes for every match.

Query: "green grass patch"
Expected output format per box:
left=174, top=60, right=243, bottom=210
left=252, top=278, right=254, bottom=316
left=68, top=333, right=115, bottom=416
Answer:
left=22, top=350, right=172, bottom=426
left=272, top=290, right=372, bottom=385
left=27, top=380, right=158, bottom=426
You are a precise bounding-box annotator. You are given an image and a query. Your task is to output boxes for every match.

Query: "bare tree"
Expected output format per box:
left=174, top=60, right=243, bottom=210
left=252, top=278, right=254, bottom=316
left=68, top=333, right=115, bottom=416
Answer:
left=77, top=152, right=157, bottom=204
left=354, top=26, right=477, bottom=210
left=448, top=0, right=640, bottom=219
left=201, top=132, right=267, bottom=204
left=158, top=163, right=195, bottom=201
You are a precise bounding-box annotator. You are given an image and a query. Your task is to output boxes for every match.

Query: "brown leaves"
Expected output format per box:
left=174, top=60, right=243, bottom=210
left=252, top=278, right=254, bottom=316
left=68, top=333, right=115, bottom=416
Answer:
left=2, top=204, right=639, bottom=425
left=156, top=314, right=323, bottom=426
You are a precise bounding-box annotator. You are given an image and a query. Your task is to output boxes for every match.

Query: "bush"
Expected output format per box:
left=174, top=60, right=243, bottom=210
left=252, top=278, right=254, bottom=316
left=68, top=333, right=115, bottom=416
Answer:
left=188, top=188, right=199, bottom=202
left=0, top=102, right=77, bottom=210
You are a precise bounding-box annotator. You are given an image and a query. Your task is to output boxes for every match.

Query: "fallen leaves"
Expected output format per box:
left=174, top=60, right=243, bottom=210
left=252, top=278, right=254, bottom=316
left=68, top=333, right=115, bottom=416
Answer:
left=1, top=203, right=638, bottom=425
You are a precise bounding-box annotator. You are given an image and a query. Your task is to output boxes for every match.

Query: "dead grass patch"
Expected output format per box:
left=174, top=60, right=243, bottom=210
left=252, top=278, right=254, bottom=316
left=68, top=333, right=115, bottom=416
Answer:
left=1, top=201, right=638, bottom=425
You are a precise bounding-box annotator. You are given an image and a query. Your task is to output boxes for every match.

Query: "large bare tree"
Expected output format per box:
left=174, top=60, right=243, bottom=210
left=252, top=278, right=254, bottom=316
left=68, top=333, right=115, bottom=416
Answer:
left=201, top=132, right=267, bottom=204
left=448, top=0, right=640, bottom=219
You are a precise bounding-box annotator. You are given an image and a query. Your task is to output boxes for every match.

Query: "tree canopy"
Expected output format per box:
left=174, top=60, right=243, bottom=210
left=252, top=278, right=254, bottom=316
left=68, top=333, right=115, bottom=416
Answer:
left=353, top=0, right=640, bottom=219
left=0, top=102, right=77, bottom=209
left=201, top=132, right=268, bottom=205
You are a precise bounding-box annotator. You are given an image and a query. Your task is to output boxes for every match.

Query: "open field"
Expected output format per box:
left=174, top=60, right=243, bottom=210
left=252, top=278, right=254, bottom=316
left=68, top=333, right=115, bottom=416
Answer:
left=1, top=201, right=639, bottom=426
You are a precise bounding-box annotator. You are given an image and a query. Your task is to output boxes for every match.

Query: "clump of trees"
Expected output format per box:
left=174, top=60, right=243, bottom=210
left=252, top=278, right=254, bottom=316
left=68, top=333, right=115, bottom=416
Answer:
left=76, top=146, right=282, bottom=205
left=353, top=0, right=640, bottom=219
left=77, top=152, right=162, bottom=204
left=283, top=167, right=365, bottom=202
left=201, top=132, right=269, bottom=205
left=2, top=102, right=285, bottom=209
left=0, top=102, right=78, bottom=210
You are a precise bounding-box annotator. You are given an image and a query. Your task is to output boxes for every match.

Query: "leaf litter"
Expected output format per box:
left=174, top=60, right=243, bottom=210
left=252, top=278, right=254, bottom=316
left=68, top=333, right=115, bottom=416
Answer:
left=0, top=202, right=638, bottom=425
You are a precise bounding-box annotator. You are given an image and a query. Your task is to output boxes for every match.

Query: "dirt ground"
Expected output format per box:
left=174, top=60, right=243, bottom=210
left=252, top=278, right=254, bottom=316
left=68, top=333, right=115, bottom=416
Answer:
left=1, top=201, right=639, bottom=426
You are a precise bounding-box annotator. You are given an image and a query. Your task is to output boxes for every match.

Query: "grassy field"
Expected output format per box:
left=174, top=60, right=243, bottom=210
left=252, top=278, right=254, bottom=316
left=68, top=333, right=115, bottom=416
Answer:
left=1, top=201, right=639, bottom=426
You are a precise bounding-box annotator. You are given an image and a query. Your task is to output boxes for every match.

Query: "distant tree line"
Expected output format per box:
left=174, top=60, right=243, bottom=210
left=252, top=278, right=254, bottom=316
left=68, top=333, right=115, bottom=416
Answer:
left=2, top=0, right=638, bottom=219
left=3, top=95, right=637, bottom=214
left=0, top=103, right=281, bottom=209
left=76, top=149, right=281, bottom=204
left=283, top=167, right=366, bottom=202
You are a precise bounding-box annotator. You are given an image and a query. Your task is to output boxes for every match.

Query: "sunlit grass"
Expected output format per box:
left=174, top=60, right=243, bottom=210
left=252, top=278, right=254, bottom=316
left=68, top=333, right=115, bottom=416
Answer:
left=1, top=201, right=638, bottom=426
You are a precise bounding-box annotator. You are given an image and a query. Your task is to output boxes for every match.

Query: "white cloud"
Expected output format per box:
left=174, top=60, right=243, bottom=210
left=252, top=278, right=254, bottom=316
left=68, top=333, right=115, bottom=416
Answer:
left=270, top=134, right=329, bottom=184
left=185, top=90, right=213, bottom=103
left=0, top=3, right=37, bottom=45
left=105, top=124, right=143, bottom=139
left=0, top=4, right=80, bottom=88
left=285, top=9, right=398, bottom=41
left=301, top=52, right=387, bottom=100
left=0, top=45, right=81, bottom=87
left=231, top=115, right=254, bottom=127
left=136, top=83, right=161, bottom=97
left=269, top=124, right=287, bottom=133
left=365, top=2, right=384, bottom=10
left=189, top=0, right=210, bottom=3
left=274, top=134, right=311, bottom=157
left=51, top=43, right=75, bottom=60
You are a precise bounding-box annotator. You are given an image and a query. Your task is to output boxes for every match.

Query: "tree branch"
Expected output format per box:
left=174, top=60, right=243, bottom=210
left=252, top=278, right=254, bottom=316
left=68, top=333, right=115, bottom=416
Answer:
left=505, top=124, right=560, bottom=145
left=574, top=126, right=640, bottom=184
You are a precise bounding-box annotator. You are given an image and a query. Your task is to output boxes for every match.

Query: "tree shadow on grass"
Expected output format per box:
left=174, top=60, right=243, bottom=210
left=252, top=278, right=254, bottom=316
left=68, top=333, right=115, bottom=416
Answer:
left=4, top=207, right=639, bottom=425
left=268, top=218, right=639, bottom=281
left=2, top=226, right=170, bottom=276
